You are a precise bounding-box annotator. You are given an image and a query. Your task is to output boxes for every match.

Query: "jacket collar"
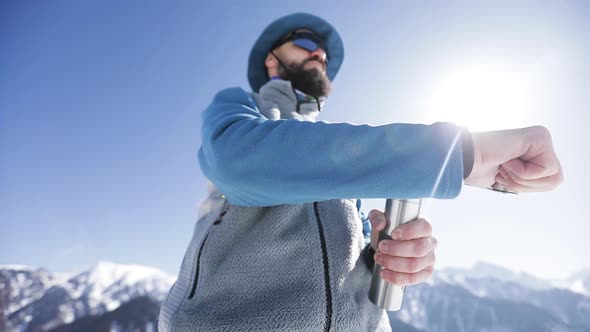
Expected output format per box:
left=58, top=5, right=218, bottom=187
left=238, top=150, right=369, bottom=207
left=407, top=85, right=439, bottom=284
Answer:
left=255, top=79, right=324, bottom=121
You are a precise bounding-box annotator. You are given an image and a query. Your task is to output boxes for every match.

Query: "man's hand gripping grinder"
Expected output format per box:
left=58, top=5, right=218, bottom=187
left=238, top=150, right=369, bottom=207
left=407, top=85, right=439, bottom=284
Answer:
left=369, top=188, right=515, bottom=311
left=368, top=198, right=422, bottom=311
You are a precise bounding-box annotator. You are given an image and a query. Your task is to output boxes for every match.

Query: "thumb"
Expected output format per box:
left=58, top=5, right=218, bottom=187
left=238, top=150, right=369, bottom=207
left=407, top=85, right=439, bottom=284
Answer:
left=368, top=209, right=386, bottom=250
left=368, top=209, right=386, bottom=231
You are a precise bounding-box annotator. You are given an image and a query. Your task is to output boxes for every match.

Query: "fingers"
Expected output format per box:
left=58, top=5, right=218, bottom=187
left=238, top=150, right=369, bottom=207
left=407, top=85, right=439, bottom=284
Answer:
left=498, top=165, right=547, bottom=188
left=467, top=127, right=563, bottom=193
left=380, top=265, right=434, bottom=286
left=499, top=127, right=563, bottom=188
left=502, top=156, right=555, bottom=180
left=369, top=212, right=432, bottom=240
left=378, top=236, right=437, bottom=258
left=375, top=249, right=436, bottom=273
left=370, top=215, right=434, bottom=254
left=496, top=164, right=563, bottom=192
left=375, top=237, right=437, bottom=286
left=372, top=217, right=437, bottom=286
left=369, top=212, right=433, bottom=252
left=391, top=218, right=432, bottom=240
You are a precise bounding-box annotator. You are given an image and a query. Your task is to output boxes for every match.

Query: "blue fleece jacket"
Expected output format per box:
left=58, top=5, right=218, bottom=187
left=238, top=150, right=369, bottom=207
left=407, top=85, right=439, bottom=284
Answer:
left=160, top=80, right=469, bottom=332
left=198, top=87, right=465, bottom=206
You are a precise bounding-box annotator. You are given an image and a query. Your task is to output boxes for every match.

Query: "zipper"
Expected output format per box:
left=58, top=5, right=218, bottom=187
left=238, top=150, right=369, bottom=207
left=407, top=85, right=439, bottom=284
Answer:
left=187, top=231, right=210, bottom=300
left=313, top=202, right=333, bottom=332
left=187, top=202, right=229, bottom=300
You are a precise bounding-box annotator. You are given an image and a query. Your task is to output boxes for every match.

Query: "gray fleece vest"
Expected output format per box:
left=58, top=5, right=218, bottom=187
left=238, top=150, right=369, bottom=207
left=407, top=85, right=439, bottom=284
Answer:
left=159, top=80, right=391, bottom=332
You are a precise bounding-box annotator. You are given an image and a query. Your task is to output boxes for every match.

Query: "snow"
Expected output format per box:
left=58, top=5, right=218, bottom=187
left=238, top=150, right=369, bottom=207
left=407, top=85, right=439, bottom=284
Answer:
left=435, top=261, right=555, bottom=292
left=473, top=288, right=487, bottom=298
left=76, top=261, right=176, bottom=311
left=2, top=260, right=177, bottom=332
left=60, top=304, right=75, bottom=324
left=569, top=279, right=588, bottom=296
left=549, top=271, right=590, bottom=296
left=3, top=260, right=590, bottom=332
left=0, top=264, right=40, bottom=271
left=84, top=261, right=176, bottom=291
left=106, top=299, right=120, bottom=311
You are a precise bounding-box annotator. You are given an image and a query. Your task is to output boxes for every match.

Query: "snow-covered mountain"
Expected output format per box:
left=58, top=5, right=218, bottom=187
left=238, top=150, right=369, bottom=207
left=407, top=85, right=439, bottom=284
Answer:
left=0, top=262, right=175, bottom=332
left=556, top=269, right=590, bottom=297
left=0, top=266, right=57, bottom=319
left=390, top=263, right=590, bottom=332
left=2, top=261, right=589, bottom=332
left=435, top=262, right=556, bottom=291
left=434, top=262, right=590, bottom=296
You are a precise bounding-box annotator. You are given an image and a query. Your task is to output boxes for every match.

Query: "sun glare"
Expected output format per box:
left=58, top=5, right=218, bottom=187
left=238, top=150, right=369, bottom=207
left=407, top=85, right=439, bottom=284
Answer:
left=424, top=64, right=531, bottom=131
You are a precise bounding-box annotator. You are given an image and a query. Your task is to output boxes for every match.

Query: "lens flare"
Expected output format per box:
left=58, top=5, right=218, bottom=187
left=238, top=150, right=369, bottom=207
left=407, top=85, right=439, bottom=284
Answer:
left=425, top=64, right=531, bottom=131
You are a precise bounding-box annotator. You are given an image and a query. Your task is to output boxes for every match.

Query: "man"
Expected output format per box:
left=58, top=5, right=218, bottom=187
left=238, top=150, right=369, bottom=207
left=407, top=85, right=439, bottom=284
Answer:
left=159, top=13, right=562, bottom=331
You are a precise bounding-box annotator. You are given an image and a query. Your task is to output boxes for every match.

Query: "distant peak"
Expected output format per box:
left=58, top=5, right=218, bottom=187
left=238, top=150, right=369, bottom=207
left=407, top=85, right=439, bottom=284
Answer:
left=568, top=269, right=590, bottom=281
left=80, top=260, right=176, bottom=285
left=471, top=261, right=514, bottom=275
left=0, top=264, right=49, bottom=273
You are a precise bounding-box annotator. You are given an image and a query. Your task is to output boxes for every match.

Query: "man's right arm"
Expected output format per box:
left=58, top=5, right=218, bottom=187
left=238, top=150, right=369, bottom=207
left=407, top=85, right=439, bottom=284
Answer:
left=198, top=88, right=563, bottom=206
left=198, top=88, right=467, bottom=206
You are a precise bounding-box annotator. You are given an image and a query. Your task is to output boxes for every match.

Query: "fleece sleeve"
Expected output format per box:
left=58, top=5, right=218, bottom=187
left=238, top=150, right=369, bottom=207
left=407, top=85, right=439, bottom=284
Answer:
left=198, top=87, right=466, bottom=206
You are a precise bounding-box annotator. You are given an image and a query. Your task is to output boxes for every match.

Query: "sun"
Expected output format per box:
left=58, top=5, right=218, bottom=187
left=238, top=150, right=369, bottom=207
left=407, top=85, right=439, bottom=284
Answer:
left=424, top=64, right=531, bottom=131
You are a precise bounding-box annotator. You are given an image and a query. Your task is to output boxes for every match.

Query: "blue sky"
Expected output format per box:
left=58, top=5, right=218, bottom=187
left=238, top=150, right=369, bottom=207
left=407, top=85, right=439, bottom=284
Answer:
left=2, top=1, right=589, bottom=279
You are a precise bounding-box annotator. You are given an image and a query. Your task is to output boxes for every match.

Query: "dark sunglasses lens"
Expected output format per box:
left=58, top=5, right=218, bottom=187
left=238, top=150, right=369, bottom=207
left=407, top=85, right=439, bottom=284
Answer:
left=292, top=38, right=319, bottom=52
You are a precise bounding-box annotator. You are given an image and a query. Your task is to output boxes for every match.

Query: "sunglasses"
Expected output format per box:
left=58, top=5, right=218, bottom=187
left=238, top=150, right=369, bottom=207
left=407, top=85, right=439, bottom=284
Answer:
left=272, top=32, right=328, bottom=58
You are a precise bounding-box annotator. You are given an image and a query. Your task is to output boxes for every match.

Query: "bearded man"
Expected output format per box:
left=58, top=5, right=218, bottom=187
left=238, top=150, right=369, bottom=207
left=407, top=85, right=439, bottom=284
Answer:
left=159, top=13, right=562, bottom=331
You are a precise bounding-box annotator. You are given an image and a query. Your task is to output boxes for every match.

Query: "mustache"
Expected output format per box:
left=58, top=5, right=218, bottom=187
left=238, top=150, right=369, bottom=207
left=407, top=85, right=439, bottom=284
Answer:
left=303, top=56, right=326, bottom=67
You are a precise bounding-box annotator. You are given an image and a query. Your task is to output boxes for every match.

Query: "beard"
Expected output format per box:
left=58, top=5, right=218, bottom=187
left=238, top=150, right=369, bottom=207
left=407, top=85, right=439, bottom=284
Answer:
left=278, top=58, right=331, bottom=99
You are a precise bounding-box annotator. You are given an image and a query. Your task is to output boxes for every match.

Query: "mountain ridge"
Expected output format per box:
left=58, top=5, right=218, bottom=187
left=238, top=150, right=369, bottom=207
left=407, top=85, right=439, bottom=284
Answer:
left=2, top=261, right=588, bottom=332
